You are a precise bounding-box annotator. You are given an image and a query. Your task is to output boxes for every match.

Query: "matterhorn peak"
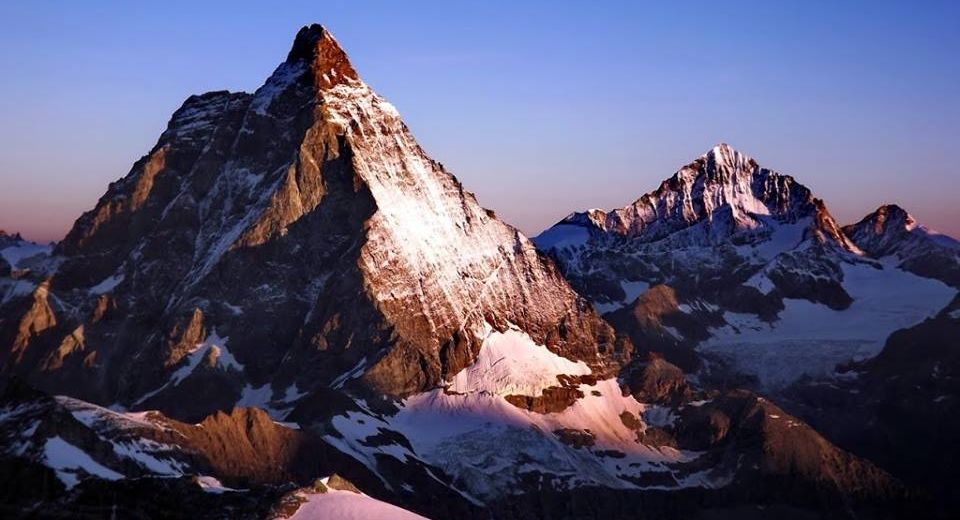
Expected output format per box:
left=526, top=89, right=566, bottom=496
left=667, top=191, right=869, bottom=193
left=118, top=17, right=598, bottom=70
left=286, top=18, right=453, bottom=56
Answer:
left=8, top=21, right=619, bottom=408
left=285, top=24, right=359, bottom=88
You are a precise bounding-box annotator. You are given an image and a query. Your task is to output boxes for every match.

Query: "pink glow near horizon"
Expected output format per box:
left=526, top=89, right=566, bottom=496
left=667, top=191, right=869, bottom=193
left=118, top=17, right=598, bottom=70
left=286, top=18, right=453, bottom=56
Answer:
left=4, top=158, right=959, bottom=246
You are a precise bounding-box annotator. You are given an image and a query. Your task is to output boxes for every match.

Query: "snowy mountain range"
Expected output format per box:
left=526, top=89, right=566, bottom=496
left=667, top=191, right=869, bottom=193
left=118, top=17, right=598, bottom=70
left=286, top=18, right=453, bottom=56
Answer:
left=1, top=24, right=958, bottom=520
left=536, top=144, right=957, bottom=390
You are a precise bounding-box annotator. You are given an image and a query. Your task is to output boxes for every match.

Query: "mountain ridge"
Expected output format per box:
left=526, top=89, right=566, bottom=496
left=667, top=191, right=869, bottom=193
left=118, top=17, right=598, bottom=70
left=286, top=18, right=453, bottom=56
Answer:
left=535, top=144, right=957, bottom=390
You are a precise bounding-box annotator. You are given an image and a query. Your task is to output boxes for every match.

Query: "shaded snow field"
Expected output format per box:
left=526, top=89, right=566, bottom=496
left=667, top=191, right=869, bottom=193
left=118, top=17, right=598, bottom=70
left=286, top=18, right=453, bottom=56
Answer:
left=595, top=280, right=650, bottom=314
left=43, top=436, right=123, bottom=488
left=89, top=273, right=124, bottom=295
left=703, top=261, right=956, bottom=388
left=0, top=241, right=51, bottom=269
left=533, top=224, right=590, bottom=250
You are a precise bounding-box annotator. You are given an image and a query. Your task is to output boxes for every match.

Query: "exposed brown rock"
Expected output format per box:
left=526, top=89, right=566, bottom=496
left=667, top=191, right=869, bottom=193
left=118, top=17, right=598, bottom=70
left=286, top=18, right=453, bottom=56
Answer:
left=675, top=390, right=898, bottom=499
left=90, top=295, right=114, bottom=323
left=326, top=473, right=361, bottom=493
left=40, top=325, right=85, bottom=371
left=171, top=407, right=324, bottom=485
left=623, top=355, right=689, bottom=405
left=164, top=307, right=206, bottom=368
left=605, top=285, right=710, bottom=371
left=287, top=25, right=359, bottom=89
left=504, top=385, right=584, bottom=414
left=553, top=428, right=595, bottom=448
left=9, top=281, right=57, bottom=365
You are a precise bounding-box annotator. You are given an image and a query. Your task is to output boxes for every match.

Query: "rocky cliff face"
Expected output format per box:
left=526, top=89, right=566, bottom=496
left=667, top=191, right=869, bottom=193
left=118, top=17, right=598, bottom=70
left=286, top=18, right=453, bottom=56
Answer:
left=1, top=25, right=621, bottom=417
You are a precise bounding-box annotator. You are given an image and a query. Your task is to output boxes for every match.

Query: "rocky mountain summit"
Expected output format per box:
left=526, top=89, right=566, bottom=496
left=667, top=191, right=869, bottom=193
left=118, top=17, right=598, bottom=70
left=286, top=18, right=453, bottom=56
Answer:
left=0, top=24, right=954, bottom=520
left=2, top=24, right=620, bottom=418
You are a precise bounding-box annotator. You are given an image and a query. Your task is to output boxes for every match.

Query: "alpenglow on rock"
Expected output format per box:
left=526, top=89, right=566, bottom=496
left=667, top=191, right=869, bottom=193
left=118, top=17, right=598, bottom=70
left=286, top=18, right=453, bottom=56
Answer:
left=0, top=24, right=623, bottom=418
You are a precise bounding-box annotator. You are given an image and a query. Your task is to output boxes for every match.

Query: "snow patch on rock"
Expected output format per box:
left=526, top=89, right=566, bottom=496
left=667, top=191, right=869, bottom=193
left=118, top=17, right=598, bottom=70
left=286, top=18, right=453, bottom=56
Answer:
left=43, top=436, right=124, bottom=488
left=135, top=330, right=239, bottom=405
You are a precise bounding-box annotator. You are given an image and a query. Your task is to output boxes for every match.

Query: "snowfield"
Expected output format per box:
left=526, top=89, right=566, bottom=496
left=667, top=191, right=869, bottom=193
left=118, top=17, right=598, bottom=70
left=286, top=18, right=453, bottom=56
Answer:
left=0, top=241, right=51, bottom=269
left=449, top=327, right=591, bottom=397
left=44, top=436, right=124, bottom=488
left=703, top=261, right=956, bottom=388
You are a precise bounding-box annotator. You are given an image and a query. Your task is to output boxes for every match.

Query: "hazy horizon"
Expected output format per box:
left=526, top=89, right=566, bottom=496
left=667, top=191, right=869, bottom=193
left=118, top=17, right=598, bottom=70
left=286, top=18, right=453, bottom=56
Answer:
left=2, top=0, right=958, bottom=243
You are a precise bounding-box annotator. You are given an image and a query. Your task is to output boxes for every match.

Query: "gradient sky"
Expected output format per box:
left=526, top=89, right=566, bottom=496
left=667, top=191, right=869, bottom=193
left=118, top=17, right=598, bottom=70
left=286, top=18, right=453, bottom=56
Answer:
left=1, top=0, right=958, bottom=243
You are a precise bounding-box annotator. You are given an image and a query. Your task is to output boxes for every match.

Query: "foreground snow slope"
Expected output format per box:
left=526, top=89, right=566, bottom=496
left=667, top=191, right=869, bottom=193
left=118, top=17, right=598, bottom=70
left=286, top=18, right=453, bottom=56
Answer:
left=284, top=480, right=430, bottom=520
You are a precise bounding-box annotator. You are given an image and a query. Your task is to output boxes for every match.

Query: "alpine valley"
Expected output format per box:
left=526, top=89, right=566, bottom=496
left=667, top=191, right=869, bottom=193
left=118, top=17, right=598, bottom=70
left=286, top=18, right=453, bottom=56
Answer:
left=1, top=24, right=957, bottom=520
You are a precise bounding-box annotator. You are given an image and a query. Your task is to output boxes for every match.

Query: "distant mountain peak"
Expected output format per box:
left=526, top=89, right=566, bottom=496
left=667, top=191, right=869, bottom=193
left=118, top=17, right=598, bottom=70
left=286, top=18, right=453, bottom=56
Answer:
left=660, top=144, right=766, bottom=201
left=866, top=203, right=917, bottom=231
left=553, top=143, right=831, bottom=246
left=845, top=204, right=960, bottom=287
left=848, top=204, right=918, bottom=240
left=703, top=142, right=748, bottom=161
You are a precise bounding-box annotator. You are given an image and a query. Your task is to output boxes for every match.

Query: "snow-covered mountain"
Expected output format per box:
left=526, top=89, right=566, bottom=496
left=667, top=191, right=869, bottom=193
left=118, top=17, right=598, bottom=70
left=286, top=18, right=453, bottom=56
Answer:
left=0, top=25, right=936, bottom=520
left=537, top=144, right=863, bottom=312
left=536, top=145, right=956, bottom=389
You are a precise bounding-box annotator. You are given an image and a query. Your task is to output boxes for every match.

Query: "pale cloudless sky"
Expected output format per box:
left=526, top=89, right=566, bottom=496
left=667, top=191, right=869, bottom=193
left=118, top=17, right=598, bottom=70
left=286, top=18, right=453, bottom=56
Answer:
left=1, top=0, right=958, bottom=242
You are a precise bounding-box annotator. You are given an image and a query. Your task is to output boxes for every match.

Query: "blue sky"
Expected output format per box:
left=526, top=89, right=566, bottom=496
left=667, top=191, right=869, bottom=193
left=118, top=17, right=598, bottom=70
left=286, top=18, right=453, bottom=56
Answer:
left=1, top=0, right=958, bottom=241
